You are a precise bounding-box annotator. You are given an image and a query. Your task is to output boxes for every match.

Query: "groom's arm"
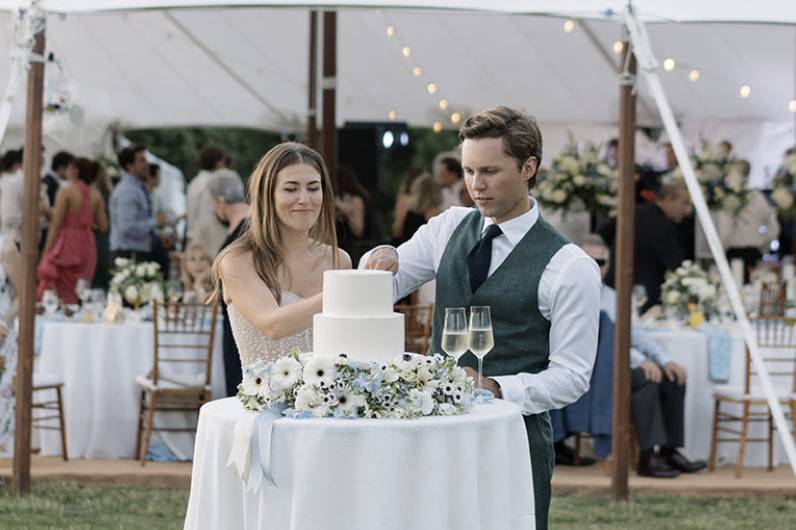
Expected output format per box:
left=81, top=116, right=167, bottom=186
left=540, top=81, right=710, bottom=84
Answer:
left=493, top=246, right=601, bottom=414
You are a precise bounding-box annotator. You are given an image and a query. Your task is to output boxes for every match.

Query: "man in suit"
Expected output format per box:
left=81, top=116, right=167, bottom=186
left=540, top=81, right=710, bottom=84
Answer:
left=363, top=106, right=601, bottom=529
left=601, top=180, right=692, bottom=312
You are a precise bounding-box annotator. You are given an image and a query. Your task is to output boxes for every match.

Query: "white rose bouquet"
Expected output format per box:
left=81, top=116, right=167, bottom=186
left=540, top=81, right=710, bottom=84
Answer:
left=536, top=140, right=617, bottom=217
left=109, top=257, right=165, bottom=308
left=772, top=153, right=796, bottom=217
left=239, top=349, right=477, bottom=419
left=660, top=260, right=720, bottom=322
left=667, top=140, right=748, bottom=214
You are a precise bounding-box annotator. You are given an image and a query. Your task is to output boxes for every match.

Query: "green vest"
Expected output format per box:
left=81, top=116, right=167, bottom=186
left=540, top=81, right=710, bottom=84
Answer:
left=430, top=209, right=569, bottom=530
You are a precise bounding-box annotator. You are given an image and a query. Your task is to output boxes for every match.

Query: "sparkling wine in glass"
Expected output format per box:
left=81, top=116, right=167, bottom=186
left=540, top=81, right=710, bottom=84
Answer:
left=441, top=307, right=469, bottom=361
left=76, top=279, right=91, bottom=306
left=42, top=290, right=59, bottom=316
left=468, top=306, right=494, bottom=390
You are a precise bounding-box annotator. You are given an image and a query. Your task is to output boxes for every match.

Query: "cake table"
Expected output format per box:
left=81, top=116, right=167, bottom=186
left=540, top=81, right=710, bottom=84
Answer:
left=183, top=397, right=535, bottom=530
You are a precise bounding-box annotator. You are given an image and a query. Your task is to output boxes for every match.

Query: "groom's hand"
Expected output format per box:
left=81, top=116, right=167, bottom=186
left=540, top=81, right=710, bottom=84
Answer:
left=364, top=247, right=399, bottom=273
left=463, top=367, right=502, bottom=399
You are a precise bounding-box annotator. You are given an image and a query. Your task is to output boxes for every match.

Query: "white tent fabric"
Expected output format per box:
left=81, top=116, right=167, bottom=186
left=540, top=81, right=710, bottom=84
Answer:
left=0, top=6, right=793, bottom=180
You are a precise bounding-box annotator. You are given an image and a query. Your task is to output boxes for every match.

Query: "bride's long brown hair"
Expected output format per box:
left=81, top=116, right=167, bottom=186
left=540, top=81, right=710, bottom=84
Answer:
left=208, top=142, right=338, bottom=305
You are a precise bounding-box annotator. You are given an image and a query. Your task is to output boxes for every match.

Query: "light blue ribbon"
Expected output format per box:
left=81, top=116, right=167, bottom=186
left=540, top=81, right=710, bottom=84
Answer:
left=245, top=403, right=286, bottom=492
left=699, top=324, right=732, bottom=383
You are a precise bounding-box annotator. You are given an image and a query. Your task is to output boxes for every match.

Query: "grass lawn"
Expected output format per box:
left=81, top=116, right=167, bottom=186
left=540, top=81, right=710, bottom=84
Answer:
left=0, top=481, right=794, bottom=529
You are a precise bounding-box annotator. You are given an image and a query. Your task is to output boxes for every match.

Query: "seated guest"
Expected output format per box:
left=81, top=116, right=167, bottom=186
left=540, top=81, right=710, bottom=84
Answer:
left=37, top=158, right=109, bottom=304
left=582, top=235, right=706, bottom=478
left=180, top=241, right=213, bottom=303
left=724, top=160, right=779, bottom=283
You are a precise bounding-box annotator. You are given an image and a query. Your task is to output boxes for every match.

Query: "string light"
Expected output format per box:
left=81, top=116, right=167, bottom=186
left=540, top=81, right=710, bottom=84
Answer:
left=740, top=84, right=751, bottom=98
left=439, top=99, right=448, bottom=111
left=451, top=112, right=462, bottom=124
left=688, top=69, right=700, bottom=82
left=432, top=121, right=443, bottom=133
left=613, top=41, right=624, bottom=54
left=413, top=66, right=422, bottom=77
left=401, top=46, right=411, bottom=57
left=663, top=58, right=676, bottom=71
left=388, top=110, right=397, bottom=121
left=790, top=100, right=796, bottom=113
left=563, top=20, right=575, bottom=33
left=427, top=83, right=438, bottom=95
left=386, top=26, right=395, bottom=37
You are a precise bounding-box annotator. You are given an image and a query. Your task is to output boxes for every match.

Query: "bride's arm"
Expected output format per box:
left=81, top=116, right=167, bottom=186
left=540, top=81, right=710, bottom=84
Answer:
left=220, top=252, right=322, bottom=340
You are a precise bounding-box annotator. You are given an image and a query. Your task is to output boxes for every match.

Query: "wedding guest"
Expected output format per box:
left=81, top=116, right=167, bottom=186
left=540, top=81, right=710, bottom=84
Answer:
left=210, top=142, right=351, bottom=374
left=180, top=241, right=213, bottom=303
left=363, top=106, right=601, bottom=529
left=600, top=180, right=691, bottom=312
left=148, top=163, right=176, bottom=277
left=335, top=165, right=373, bottom=264
left=719, top=140, right=734, bottom=160
left=436, top=155, right=464, bottom=210
left=724, top=160, right=780, bottom=282
left=92, top=163, right=113, bottom=289
left=0, top=232, right=21, bottom=458
left=393, top=173, right=442, bottom=245
left=186, top=145, right=228, bottom=257
left=110, top=145, right=165, bottom=263
left=37, top=158, right=108, bottom=304
left=208, top=172, right=250, bottom=396
left=41, top=151, right=75, bottom=253
left=391, top=167, right=424, bottom=241
left=582, top=235, right=705, bottom=477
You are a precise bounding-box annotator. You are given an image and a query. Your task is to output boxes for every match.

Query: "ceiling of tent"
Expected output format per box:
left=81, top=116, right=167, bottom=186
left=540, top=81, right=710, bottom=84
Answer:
left=0, top=7, right=793, bottom=132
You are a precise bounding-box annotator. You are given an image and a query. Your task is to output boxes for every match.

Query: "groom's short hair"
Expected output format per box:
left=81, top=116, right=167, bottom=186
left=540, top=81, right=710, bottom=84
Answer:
left=458, top=106, right=542, bottom=190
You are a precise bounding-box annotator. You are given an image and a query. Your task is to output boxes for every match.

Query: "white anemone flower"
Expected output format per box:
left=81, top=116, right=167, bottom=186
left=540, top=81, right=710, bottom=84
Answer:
left=410, top=389, right=435, bottom=415
left=270, top=357, right=302, bottom=391
left=303, top=356, right=338, bottom=388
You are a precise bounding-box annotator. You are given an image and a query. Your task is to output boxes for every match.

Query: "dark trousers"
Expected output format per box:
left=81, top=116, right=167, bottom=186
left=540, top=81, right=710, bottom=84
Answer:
left=523, top=412, right=553, bottom=530
left=630, top=366, right=685, bottom=450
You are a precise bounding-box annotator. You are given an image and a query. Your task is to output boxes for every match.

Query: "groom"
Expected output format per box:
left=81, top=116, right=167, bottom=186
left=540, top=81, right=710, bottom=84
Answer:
left=363, top=106, right=600, bottom=529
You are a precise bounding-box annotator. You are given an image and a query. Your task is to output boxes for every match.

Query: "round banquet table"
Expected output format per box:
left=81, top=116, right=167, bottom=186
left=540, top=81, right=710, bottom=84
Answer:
left=184, top=398, right=535, bottom=530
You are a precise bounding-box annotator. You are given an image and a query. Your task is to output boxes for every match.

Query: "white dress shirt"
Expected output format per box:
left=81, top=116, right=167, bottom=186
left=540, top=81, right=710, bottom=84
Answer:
left=360, top=200, right=601, bottom=415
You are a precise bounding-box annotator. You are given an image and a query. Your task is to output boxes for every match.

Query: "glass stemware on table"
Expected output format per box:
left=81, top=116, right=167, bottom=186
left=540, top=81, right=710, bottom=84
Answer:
left=441, top=306, right=495, bottom=391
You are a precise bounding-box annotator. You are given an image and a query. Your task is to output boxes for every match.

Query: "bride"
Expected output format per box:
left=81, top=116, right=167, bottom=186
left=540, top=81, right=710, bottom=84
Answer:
left=209, top=143, right=350, bottom=371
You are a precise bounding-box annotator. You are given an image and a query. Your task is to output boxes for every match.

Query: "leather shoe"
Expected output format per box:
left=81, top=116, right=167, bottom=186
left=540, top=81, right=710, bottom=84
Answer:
left=664, top=450, right=707, bottom=473
left=638, top=452, right=680, bottom=478
left=554, top=441, right=596, bottom=466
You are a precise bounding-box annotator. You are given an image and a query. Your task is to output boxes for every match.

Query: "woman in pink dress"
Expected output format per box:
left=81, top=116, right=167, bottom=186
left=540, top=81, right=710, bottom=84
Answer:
left=37, top=157, right=109, bottom=304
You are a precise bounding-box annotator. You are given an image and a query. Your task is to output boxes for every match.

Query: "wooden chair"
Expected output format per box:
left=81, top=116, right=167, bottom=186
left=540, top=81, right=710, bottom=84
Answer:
left=31, top=374, right=68, bottom=461
left=395, top=304, right=433, bottom=354
left=709, top=317, right=796, bottom=477
left=135, top=301, right=218, bottom=465
left=758, top=282, right=786, bottom=317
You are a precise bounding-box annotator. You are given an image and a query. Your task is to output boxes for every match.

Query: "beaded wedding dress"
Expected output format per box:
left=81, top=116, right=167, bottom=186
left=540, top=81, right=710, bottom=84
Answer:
left=227, top=291, right=312, bottom=371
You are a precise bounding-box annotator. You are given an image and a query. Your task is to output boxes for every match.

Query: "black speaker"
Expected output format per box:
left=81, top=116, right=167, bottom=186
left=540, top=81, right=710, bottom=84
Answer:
left=338, top=121, right=408, bottom=195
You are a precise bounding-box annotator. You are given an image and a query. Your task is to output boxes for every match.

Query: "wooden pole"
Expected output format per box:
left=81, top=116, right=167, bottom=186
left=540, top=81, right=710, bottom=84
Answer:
left=322, top=10, right=337, bottom=190
left=307, top=10, right=318, bottom=150
left=611, top=37, right=637, bottom=503
left=13, top=20, right=45, bottom=497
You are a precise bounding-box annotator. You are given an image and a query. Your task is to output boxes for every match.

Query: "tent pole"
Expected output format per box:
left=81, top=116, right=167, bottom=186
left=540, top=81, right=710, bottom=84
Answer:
left=611, top=35, right=636, bottom=503
left=307, top=10, right=318, bottom=150
left=625, top=4, right=796, bottom=476
left=322, top=10, right=337, bottom=190
left=12, top=12, right=45, bottom=498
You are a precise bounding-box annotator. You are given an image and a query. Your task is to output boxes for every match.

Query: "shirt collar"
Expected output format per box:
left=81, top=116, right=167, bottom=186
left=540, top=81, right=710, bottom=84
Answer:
left=481, top=197, right=539, bottom=246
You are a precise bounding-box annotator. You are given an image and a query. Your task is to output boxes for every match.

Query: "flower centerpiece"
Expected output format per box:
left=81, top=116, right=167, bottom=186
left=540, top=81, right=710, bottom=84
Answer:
left=109, top=257, right=165, bottom=308
left=771, top=153, right=796, bottom=217
left=668, top=141, right=747, bottom=214
left=660, top=261, right=720, bottom=324
left=238, top=350, right=477, bottom=419
left=535, top=141, right=617, bottom=217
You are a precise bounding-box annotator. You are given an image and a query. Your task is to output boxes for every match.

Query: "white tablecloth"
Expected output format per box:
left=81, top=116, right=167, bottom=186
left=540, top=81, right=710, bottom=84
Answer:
left=647, top=325, right=790, bottom=467
left=184, top=398, right=535, bottom=530
left=36, top=320, right=225, bottom=460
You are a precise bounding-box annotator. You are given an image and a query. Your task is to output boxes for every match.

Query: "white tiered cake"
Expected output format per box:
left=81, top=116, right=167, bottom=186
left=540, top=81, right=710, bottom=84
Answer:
left=313, top=270, right=404, bottom=363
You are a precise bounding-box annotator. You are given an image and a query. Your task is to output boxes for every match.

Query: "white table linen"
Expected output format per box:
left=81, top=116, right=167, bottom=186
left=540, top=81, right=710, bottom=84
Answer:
left=184, top=398, right=535, bottom=530
left=36, top=320, right=225, bottom=460
left=647, top=325, right=790, bottom=467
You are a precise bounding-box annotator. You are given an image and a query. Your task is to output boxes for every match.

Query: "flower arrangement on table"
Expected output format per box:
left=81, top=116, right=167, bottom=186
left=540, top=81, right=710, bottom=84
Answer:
left=771, top=153, right=796, bottom=217
left=238, top=350, right=477, bottom=419
left=660, top=261, right=720, bottom=325
left=109, top=258, right=165, bottom=308
left=535, top=141, right=617, bottom=217
left=667, top=141, right=747, bottom=214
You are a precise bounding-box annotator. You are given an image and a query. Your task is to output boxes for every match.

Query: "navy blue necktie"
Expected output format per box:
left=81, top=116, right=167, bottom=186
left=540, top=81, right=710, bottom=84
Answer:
left=467, top=224, right=503, bottom=293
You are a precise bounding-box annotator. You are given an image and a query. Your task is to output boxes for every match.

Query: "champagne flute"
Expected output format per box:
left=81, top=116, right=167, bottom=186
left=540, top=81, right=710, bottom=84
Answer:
left=441, top=307, right=469, bottom=362
left=468, top=306, right=494, bottom=390
left=42, top=290, right=59, bottom=316
left=76, top=279, right=91, bottom=306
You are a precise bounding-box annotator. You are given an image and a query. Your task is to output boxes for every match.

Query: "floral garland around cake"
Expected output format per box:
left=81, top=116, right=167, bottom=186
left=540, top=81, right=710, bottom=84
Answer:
left=238, top=350, right=477, bottom=419
left=109, top=258, right=165, bottom=307
left=660, top=261, right=720, bottom=322
left=535, top=141, right=617, bottom=217
left=771, top=153, right=796, bottom=217
left=668, top=141, right=747, bottom=214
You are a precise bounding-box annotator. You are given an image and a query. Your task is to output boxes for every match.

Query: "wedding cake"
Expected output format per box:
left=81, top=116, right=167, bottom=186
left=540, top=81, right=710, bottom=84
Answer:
left=313, top=270, right=404, bottom=363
